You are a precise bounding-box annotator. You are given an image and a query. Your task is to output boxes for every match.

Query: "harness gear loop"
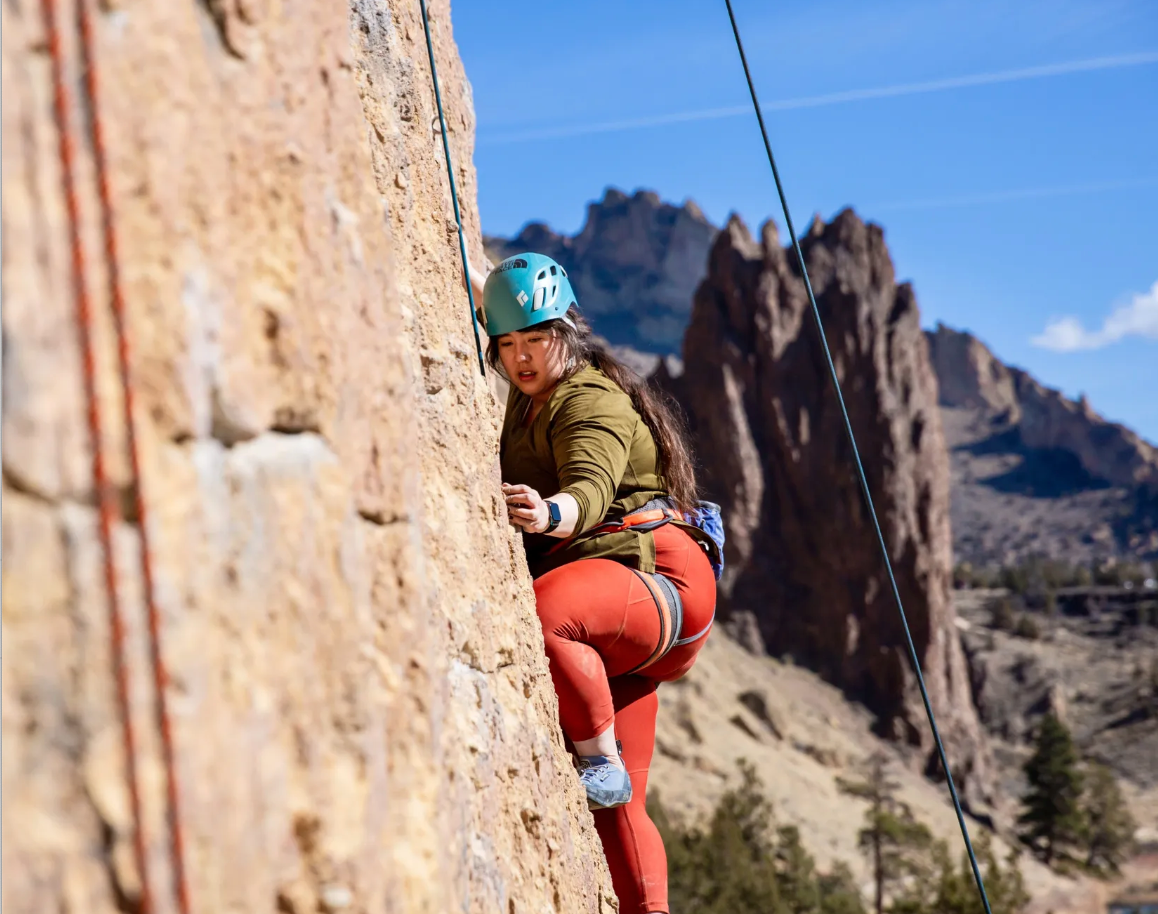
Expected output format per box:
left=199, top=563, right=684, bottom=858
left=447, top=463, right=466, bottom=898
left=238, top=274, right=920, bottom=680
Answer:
left=723, top=2, right=992, bottom=910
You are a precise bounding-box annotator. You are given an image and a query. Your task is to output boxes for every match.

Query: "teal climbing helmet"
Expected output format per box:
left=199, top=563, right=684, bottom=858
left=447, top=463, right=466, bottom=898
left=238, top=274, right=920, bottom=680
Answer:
left=482, top=252, right=577, bottom=337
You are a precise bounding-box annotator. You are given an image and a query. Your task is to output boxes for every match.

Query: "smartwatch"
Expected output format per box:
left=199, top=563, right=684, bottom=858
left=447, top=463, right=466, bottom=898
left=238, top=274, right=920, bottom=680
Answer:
left=543, top=499, right=562, bottom=534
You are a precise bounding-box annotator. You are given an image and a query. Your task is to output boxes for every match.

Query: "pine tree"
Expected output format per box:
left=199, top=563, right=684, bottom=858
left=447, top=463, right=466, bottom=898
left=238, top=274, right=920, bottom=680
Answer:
left=652, top=761, right=784, bottom=913
left=774, top=824, right=822, bottom=913
left=652, top=761, right=867, bottom=914
left=838, top=752, right=932, bottom=914
left=1081, top=762, right=1136, bottom=875
left=816, top=862, right=867, bottom=914
left=1018, top=713, right=1085, bottom=865
left=923, top=833, right=1030, bottom=914
left=891, top=834, right=1029, bottom=914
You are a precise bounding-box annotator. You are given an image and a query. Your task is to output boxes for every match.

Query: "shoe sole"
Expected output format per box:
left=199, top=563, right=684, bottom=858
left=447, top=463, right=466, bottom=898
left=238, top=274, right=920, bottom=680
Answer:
left=586, top=789, right=633, bottom=811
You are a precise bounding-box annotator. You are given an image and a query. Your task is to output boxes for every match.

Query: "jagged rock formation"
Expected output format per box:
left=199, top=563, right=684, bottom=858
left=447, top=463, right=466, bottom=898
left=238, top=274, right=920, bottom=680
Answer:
left=657, top=210, right=990, bottom=801
left=927, top=325, right=1158, bottom=563
left=1, top=3, right=614, bottom=913
left=485, top=188, right=717, bottom=353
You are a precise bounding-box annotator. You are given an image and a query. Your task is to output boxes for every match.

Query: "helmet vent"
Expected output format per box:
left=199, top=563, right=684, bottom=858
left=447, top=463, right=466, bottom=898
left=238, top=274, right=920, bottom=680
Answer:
left=550, top=265, right=557, bottom=276
left=537, top=269, right=547, bottom=280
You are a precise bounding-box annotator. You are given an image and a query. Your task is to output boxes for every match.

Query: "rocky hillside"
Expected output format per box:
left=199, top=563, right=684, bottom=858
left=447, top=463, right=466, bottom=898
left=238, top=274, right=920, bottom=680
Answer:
left=927, top=324, right=1158, bottom=491
left=954, top=589, right=1158, bottom=800
left=484, top=188, right=716, bottom=352
left=927, top=325, right=1158, bottom=564
left=1, top=3, right=614, bottom=913
left=650, top=628, right=1141, bottom=914
left=655, top=210, right=991, bottom=806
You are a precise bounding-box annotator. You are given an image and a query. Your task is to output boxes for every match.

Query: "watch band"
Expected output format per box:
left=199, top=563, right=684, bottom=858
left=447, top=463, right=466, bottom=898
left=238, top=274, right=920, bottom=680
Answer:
left=543, top=499, right=562, bottom=534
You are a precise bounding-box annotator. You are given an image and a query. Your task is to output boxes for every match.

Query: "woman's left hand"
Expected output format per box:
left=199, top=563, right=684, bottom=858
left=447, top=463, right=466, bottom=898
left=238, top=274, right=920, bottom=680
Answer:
left=502, top=483, right=550, bottom=533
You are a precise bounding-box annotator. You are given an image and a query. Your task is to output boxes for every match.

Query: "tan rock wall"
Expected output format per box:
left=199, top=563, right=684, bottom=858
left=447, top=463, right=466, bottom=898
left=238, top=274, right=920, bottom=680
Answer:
left=1, top=1, right=613, bottom=912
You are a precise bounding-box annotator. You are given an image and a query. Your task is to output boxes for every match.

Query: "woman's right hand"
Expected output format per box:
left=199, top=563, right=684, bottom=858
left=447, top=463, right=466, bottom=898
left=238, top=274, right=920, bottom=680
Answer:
left=502, top=483, right=580, bottom=539
left=502, top=483, right=549, bottom=533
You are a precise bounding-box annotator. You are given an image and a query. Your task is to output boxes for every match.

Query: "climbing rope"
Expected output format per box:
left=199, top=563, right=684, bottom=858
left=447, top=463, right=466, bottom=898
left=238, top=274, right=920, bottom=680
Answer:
left=722, top=2, right=994, bottom=911
left=419, top=0, right=487, bottom=376
left=44, top=0, right=192, bottom=911
left=41, top=0, right=152, bottom=908
left=74, top=1, right=193, bottom=910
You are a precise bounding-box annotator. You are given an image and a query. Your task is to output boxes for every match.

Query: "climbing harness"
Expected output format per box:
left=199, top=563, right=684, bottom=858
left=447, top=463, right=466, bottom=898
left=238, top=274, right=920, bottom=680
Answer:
left=581, top=497, right=726, bottom=581
left=540, top=496, right=720, bottom=671
left=578, top=496, right=721, bottom=674
left=722, top=2, right=993, bottom=911
left=625, top=568, right=715, bottom=676
left=419, top=0, right=487, bottom=376
left=43, top=0, right=191, bottom=911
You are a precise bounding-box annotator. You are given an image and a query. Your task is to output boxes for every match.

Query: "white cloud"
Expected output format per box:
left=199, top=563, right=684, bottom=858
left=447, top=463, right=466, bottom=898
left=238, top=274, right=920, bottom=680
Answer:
left=1031, top=282, right=1158, bottom=352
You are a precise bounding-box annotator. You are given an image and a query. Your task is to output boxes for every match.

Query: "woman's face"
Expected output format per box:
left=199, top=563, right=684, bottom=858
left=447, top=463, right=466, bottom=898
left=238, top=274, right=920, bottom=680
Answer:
left=496, top=326, right=569, bottom=400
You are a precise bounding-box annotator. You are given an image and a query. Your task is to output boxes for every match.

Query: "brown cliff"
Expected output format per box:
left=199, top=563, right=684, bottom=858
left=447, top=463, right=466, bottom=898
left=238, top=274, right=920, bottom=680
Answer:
left=927, top=324, right=1158, bottom=562
left=1, top=2, right=613, bottom=913
left=485, top=188, right=717, bottom=353
left=927, top=323, right=1158, bottom=493
left=659, top=210, right=989, bottom=800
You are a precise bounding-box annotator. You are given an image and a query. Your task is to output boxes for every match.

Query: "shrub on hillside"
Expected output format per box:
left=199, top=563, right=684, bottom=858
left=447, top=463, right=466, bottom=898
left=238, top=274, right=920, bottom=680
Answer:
left=989, top=597, right=1016, bottom=632
left=1014, top=615, right=1041, bottom=640
left=1081, top=762, right=1136, bottom=875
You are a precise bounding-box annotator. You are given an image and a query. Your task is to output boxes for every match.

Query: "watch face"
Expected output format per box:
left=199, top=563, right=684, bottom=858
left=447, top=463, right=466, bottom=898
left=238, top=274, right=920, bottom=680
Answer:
left=548, top=501, right=562, bottom=522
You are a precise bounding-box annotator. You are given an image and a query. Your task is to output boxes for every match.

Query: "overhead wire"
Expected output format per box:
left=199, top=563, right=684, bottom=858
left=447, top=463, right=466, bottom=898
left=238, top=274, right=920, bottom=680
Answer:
left=721, top=2, right=995, bottom=911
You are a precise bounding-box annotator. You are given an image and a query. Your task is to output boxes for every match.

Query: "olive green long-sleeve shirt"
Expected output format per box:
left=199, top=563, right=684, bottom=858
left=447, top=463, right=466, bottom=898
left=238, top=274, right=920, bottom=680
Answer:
left=500, top=366, right=697, bottom=578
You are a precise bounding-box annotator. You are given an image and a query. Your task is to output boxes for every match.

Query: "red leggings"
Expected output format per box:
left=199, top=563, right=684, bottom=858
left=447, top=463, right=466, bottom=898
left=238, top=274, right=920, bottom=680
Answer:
left=533, top=523, right=716, bottom=914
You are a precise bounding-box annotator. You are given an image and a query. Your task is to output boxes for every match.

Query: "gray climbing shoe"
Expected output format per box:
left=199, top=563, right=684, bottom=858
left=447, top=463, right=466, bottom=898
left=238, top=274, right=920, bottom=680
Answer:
left=577, top=755, right=633, bottom=810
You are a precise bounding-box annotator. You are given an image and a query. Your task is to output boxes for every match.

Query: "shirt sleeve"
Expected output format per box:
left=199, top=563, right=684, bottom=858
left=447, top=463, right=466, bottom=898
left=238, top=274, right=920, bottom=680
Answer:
left=549, top=385, right=635, bottom=534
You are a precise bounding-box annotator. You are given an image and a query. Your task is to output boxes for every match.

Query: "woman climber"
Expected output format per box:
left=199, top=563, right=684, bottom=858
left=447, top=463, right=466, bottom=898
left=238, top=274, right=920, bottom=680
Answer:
left=468, top=252, right=722, bottom=914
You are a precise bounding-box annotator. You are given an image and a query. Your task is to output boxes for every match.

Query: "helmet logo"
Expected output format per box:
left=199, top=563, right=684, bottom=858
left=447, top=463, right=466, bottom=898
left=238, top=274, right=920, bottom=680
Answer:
left=516, top=290, right=529, bottom=307
left=531, top=268, right=559, bottom=312
left=495, top=257, right=528, bottom=274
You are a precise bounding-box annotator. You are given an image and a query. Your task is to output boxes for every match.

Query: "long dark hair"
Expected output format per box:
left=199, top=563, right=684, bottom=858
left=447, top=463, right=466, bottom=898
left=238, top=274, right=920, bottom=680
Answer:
left=487, top=308, right=700, bottom=511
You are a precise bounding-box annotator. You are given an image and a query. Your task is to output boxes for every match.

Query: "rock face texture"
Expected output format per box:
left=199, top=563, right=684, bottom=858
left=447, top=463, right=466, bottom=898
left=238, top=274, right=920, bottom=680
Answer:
left=658, top=211, right=989, bottom=799
left=1, top=3, right=613, bottom=914
left=485, top=188, right=717, bottom=353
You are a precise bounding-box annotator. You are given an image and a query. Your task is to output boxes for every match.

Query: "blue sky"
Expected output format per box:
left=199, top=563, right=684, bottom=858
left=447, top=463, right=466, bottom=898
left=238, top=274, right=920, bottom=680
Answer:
left=453, top=0, right=1158, bottom=441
